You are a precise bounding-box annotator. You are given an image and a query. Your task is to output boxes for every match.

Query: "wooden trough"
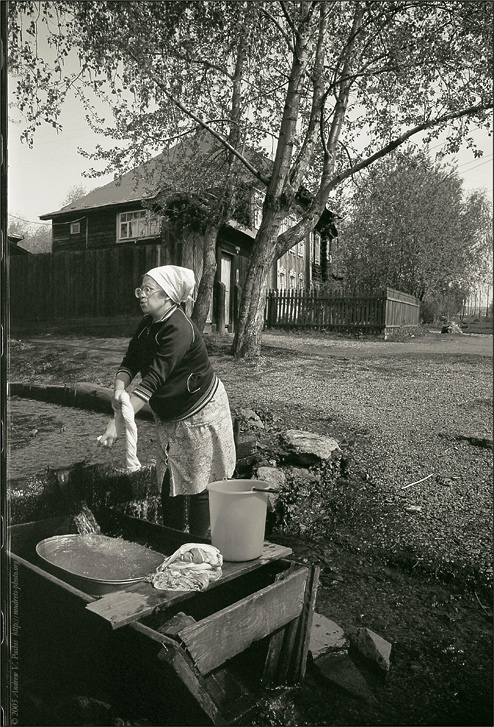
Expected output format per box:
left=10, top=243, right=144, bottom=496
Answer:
left=7, top=506, right=319, bottom=726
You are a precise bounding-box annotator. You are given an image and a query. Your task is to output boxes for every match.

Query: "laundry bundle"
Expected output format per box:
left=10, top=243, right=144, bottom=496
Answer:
left=146, top=543, right=223, bottom=592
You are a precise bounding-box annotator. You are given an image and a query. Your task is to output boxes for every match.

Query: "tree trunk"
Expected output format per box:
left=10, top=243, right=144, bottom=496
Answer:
left=232, top=220, right=279, bottom=358
left=191, top=225, right=218, bottom=332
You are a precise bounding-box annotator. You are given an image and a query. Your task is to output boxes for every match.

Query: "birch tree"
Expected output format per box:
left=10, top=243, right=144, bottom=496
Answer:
left=9, top=1, right=493, bottom=355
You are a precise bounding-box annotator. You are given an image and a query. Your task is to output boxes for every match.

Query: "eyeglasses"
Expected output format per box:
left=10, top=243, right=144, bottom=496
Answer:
left=135, top=286, right=161, bottom=298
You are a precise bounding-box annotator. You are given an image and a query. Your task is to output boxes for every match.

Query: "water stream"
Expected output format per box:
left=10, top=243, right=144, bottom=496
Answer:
left=72, top=503, right=101, bottom=535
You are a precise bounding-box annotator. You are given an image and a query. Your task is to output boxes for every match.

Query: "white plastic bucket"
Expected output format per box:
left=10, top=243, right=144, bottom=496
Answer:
left=207, top=479, right=270, bottom=561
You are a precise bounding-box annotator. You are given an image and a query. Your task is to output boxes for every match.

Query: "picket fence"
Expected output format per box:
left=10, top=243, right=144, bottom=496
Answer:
left=265, top=288, right=420, bottom=334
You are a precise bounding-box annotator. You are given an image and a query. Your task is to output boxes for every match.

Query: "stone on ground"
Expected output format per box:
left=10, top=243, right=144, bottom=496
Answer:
left=309, top=613, right=349, bottom=659
left=255, top=466, right=286, bottom=488
left=348, top=627, right=392, bottom=671
left=313, top=652, right=375, bottom=702
left=282, top=430, right=340, bottom=465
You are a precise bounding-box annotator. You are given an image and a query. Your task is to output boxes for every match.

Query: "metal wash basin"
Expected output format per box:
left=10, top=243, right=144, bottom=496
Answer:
left=36, top=533, right=165, bottom=595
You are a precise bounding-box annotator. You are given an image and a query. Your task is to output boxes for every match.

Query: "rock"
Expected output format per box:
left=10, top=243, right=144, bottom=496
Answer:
left=313, top=652, right=375, bottom=702
left=348, top=627, right=392, bottom=672
left=282, top=430, right=340, bottom=465
left=255, top=466, right=286, bottom=488
left=235, top=432, right=258, bottom=459
left=239, top=408, right=264, bottom=429
left=309, top=613, right=349, bottom=659
left=291, top=466, right=321, bottom=482
left=405, top=505, right=422, bottom=513
left=253, top=466, right=284, bottom=511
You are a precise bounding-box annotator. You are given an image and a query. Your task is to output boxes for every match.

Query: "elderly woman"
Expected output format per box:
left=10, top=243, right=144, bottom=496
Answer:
left=98, top=265, right=236, bottom=537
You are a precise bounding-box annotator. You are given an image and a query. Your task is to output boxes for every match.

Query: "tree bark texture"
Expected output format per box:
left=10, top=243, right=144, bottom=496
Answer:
left=191, top=225, right=218, bottom=332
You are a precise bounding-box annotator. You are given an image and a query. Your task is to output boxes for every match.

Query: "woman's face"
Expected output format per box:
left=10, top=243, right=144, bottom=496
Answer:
left=137, top=275, right=170, bottom=320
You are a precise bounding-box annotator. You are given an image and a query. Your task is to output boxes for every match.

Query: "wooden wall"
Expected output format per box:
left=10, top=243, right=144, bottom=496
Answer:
left=52, top=205, right=162, bottom=252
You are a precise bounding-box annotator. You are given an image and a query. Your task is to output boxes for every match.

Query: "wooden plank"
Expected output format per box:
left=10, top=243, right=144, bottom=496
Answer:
left=85, top=541, right=292, bottom=628
left=178, top=567, right=307, bottom=675
left=261, top=568, right=293, bottom=686
left=8, top=552, right=96, bottom=604
left=203, top=667, right=256, bottom=725
left=158, top=647, right=230, bottom=725
left=262, top=628, right=285, bottom=686
left=286, top=563, right=320, bottom=684
left=85, top=580, right=196, bottom=628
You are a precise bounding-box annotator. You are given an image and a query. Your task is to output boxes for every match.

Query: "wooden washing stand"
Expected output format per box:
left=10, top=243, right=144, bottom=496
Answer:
left=7, top=507, right=319, bottom=725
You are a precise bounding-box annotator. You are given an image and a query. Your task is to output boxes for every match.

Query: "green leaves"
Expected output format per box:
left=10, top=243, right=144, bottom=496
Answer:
left=335, top=146, right=492, bottom=305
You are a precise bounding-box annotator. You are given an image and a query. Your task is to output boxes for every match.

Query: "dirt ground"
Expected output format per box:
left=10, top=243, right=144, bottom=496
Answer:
left=6, top=325, right=493, bottom=726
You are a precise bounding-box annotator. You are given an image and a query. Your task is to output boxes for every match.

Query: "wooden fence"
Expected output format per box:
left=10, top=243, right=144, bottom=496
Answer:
left=265, top=287, right=420, bottom=334
left=8, top=246, right=420, bottom=337
left=8, top=245, right=164, bottom=332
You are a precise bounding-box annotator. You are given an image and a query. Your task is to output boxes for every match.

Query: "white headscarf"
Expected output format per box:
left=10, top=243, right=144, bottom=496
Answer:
left=146, top=265, right=196, bottom=305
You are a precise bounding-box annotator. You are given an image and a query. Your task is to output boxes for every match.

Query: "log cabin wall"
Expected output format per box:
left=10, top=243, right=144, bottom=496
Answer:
left=52, top=204, right=162, bottom=252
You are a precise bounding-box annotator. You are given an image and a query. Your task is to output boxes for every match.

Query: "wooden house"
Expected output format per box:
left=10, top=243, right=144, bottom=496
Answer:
left=40, top=133, right=338, bottom=331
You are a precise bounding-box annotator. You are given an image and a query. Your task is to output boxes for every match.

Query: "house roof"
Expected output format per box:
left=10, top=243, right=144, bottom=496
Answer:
left=39, top=153, right=169, bottom=220
left=8, top=233, right=31, bottom=255
left=40, top=130, right=339, bottom=235
left=39, top=131, right=264, bottom=221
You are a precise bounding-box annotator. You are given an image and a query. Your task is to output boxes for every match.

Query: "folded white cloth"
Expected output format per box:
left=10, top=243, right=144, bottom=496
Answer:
left=114, top=391, right=141, bottom=472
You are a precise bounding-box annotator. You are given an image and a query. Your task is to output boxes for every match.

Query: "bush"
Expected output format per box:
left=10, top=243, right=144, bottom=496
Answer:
left=420, top=299, right=437, bottom=324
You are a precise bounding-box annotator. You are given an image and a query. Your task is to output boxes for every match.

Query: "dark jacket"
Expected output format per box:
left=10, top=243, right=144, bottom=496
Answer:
left=117, top=307, right=215, bottom=421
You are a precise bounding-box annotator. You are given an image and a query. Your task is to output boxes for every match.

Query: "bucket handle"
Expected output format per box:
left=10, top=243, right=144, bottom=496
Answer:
left=251, top=486, right=280, bottom=494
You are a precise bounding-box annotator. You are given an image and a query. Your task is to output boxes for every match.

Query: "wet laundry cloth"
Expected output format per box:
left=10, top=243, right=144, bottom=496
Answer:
left=114, top=391, right=141, bottom=472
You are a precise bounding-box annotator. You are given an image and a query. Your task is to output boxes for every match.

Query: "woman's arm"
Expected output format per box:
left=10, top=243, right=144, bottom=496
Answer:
left=98, top=392, right=149, bottom=448
left=112, top=371, right=132, bottom=411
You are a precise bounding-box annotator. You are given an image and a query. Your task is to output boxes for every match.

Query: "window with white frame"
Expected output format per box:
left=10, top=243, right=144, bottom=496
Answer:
left=118, top=210, right=160, bottom=242
left=70, top=222, right=81, bottom=235
left=289, top=269, right=296, bottom=289
left=298, top=239, right=305, bottom=257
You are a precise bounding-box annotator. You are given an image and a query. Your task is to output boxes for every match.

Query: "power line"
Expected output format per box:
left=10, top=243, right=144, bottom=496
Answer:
left=8, top=213, right=48, bottom=225
left=458, top=157, right=493, bottom=174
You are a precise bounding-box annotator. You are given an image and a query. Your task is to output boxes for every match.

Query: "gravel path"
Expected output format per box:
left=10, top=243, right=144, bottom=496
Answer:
left=6, top=330, right=493, bottom=726
left=210, top=333, right=493, bottom=584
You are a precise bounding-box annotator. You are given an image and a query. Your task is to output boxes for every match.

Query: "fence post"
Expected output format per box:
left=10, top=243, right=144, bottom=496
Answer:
left=266, top=290, right=275, bottom=327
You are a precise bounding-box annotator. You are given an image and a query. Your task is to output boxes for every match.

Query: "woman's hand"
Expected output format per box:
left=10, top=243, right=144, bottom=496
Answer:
left=111, top=387, right=126, bottom=413
left=98, top=418, right=118, bottom=448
